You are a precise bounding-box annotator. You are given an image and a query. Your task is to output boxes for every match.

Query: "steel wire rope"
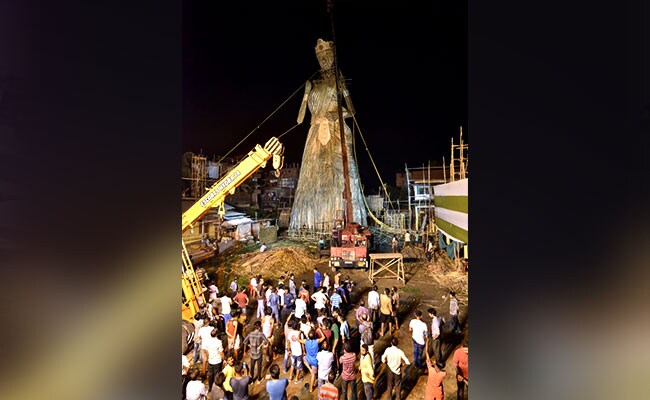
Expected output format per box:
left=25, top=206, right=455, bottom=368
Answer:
left=350, top=113, right=395, bottom=210
left=214, top=71, right=318, bottom=167
left=350, top=113, right=402, bottom=235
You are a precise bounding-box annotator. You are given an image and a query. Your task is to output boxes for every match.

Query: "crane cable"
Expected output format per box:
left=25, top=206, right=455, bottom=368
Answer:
left=215, top=71, right=318, bottom=166
left=349, top=112, right=395, bottom=210
left=351, top=114, right=403, bottom=234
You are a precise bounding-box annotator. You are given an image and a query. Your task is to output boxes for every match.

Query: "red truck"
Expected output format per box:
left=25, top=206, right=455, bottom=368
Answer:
left=328, top=220, right=372, bottom=271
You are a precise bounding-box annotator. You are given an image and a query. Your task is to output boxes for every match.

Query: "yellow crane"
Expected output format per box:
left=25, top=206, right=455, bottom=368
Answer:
left=181, top=137, right=284, bottom=325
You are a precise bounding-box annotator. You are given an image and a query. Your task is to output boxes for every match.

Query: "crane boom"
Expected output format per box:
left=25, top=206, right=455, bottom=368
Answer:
left=181, top=137, right=283, bottom=323
left=182, top=137, right=284, bottom=233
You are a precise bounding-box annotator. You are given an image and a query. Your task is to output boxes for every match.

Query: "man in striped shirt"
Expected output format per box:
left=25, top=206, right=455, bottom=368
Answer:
left=318, top=372, right=339, bottom=400
left=329, top=287, right=342, bottom=312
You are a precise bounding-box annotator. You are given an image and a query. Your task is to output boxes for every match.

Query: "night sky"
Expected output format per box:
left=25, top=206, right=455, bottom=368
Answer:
left=183, top=1, right=467, bottom=192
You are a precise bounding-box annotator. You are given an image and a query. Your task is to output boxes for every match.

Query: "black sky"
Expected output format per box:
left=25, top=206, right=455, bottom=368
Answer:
left=183, top=1, right=467, bottom=191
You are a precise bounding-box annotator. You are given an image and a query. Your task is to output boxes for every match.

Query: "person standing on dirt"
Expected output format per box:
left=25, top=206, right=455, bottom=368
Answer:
left=367, top=285, right=380, bottom=327
left=426, top=240, right=434, bottom=262
left=318, top=372, right=339, bottom=400
left=230, top=277, right=238, bottom=296
left=201, top=326, right=225, bottom=393
left=288, top=273, right=297, bottom=297
left=229, top=362, right=251, bottom=400
left=447, top=291, right=460, bottom=335
left=379, top=288, right=394, bottom=337
left=311, top=286, right=329, bottom=317
left=242, top=320, right=270, bottom=385
left=316, top=340, right=334, bottom=389
left=226, top=316, right=241, bottom=362
left=287, top=319, right=305, bottom=385
left=185, top=368, right=208, bottom=400
left=220, top=293, right=233, bottom=325
left=297, top=329, right=325, bottom=393
left=322, top=271, right=330, bottom=291
left=359, top=314, right=375, bottom=363
left=359, top=344, right=375, bottom=400
left=249, top=275, right=258, bottom=298
left=313, top=267, right=323, bottom=291
left=294, top=293, right=307, bottom=319
left=381, top=337, right=410, bottom=400
left=408, top=310, right=428, bottom=370
left=391, top=235, right=399, bottom=253
left=330, top=287, right=342, bottom=315
left=256, top=279, right=266, bottom=319
left=334, top=270, right=342, bottom=287
left=334, top=309, right=350, bottom=346
left=335, top=283, right=348, bottom=315
left=339, top=342, right=358, bottom=400
left=425, top=351, right=446, bottom=400
left=391, top=286, right=401, bottom=331
left=453, top=339, right=469, bottom=400
left=404, top=231, right=411, bottom=248
left=355, top=300, right=369, bottom=329
left=268, top=287, right=281, bottom=323
left=261, top=307, right=276, bottom=366
left=427, top=308, right=442, bottom=363
left=234, top=288, right=249, bottom=313
left=281, top=289, right=295, bottom=324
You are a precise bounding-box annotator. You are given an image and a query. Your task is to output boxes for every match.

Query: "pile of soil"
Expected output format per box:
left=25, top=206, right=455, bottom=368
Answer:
left=426, top=252, right=468, bottom=301
left=238, top=246, right=320, bottom=279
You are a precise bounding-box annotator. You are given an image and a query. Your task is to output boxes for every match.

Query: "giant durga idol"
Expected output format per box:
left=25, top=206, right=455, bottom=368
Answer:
left=289, top=38, right=367, bottom=231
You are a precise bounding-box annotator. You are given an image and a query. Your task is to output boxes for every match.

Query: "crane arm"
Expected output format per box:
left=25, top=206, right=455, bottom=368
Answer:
left=181, top=137, right=283, bottom=233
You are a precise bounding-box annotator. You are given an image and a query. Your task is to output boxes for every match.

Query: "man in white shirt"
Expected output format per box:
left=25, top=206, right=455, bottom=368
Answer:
left=192, top=313, right=205, bottom=363
left=220, top=294, right=233, bottom=325
left=381, top=337, right=410, bottom=400
left=427, top=308, right=442, bottom=363
left=448, top=291, right=460, bottom=334
left=408, top=310, right=428, bottom=370
left=316, top=340, right=335, bottom=389
left=367, top=285, right=380, bottom=325
left=294, top=296, right=307, bottom=319
left=287, top=321, right=304, bottom=384
left=200, top=327, right=224, bottom=392
left=277, top=284, right=286, bottom=308
left=311, top=286, right=329, bottom=312
left=185, top=369, right=207, bottom=400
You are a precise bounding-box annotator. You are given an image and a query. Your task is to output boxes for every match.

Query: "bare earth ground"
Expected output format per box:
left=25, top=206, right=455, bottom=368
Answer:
left=199, top=239, right=468, bottom=400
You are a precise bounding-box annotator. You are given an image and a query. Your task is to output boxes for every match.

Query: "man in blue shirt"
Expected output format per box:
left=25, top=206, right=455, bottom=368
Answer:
left=268, top=287, right=280, bottom=322
left=281, top=290, right=295, bottom=325
left=314, top=267, right=323, bottom=290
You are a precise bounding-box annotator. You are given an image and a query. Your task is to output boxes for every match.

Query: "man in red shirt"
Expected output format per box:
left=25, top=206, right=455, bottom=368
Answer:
left=318, top=372, right=339, bottom=400
left=425, top=351, right=446, bottom=400
left=233, top=288, right=249, bottom=310
left=452, top=338, right=469, bottom=400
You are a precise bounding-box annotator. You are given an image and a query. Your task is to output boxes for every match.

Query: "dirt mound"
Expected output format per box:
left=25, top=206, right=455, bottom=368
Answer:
left=238, top=246, right=320, bottom=279
left=426, top=253, right=468, bottom=301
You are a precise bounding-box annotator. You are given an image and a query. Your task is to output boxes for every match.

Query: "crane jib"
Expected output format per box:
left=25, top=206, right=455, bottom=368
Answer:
left=200, top=170, right=242, bottom=208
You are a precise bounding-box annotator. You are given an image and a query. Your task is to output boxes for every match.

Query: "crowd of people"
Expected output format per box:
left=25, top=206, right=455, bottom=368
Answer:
left=182, top=267, right=468, bottom=400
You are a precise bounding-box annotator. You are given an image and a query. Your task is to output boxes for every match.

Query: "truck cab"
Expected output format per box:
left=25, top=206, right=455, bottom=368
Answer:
left=329, top=220, right=372, bottom=270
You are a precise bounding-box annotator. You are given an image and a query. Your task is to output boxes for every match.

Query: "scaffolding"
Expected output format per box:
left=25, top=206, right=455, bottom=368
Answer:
left=449, top=126, right=469, bottom=182
left=191, top=155, right=207, bottom=199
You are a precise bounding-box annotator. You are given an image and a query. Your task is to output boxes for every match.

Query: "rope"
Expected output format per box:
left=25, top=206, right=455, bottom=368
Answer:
left=277, top=122, right=301, bottom=139
left=351, top=113, right=395, bottom=209
left=351, top=113, right=402, bottom=234
left=215, top=71, right=318, bottom=166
